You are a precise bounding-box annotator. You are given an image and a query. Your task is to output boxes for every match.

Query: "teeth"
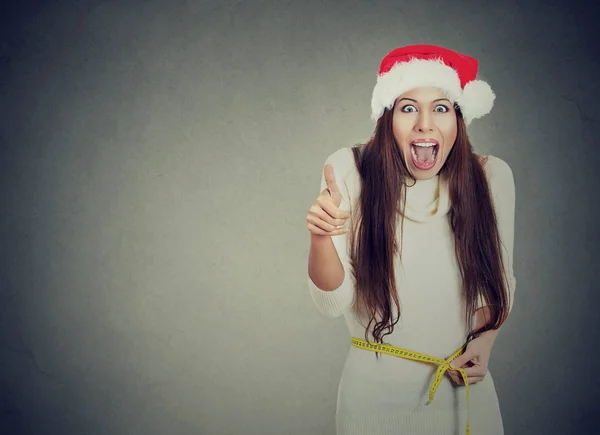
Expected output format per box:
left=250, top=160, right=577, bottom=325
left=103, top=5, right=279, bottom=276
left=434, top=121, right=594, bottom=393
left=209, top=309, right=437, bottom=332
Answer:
left=411, top=143, right=439, bottom=163
left=411, top=142, right=437, bottom=147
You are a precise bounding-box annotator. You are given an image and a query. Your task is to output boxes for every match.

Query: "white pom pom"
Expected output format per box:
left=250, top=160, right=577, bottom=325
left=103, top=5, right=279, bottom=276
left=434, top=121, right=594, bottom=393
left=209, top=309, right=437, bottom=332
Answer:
left=456, top=80, right=495, bottom=125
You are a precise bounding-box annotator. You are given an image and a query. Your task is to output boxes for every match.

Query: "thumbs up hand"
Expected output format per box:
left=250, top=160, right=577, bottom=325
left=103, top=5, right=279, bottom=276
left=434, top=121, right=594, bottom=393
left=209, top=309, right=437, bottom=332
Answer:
left=306, top=164, right=351, bottom=237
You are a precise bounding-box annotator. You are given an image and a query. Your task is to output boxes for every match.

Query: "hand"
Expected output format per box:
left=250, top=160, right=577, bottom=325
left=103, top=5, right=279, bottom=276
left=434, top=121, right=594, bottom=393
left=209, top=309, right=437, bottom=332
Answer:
left=445, top=334, right=495, bottom=385
left=306, top=164, right=350, bottom=236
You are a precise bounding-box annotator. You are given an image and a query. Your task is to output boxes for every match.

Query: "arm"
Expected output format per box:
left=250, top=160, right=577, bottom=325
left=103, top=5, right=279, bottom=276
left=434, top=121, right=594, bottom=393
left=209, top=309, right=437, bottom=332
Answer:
left=307, top=149, right=355, bottom=318
left=308, top=234, right=345, bottom=291
left=476, top=156, right=517, bottom=341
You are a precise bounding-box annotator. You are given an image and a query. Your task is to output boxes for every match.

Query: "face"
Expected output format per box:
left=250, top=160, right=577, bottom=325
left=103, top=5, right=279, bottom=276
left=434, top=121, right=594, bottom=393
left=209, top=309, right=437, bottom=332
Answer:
left=392, top=86, right=458, bottom=180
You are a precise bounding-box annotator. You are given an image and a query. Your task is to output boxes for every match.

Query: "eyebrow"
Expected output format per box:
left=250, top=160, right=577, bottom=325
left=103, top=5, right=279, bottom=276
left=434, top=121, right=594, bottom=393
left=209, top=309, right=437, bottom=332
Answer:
left=397, top=98, right=451, bottom=104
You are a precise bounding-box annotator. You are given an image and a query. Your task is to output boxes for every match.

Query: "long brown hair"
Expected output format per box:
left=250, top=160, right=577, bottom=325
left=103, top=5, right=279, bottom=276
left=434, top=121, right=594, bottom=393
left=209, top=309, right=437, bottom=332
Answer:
left=347, top=104, right=511, bottom=359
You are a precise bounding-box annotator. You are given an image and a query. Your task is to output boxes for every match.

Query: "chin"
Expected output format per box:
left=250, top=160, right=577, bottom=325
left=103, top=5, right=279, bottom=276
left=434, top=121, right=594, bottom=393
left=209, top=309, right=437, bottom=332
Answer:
left=413, top=171, right=438, bottom=179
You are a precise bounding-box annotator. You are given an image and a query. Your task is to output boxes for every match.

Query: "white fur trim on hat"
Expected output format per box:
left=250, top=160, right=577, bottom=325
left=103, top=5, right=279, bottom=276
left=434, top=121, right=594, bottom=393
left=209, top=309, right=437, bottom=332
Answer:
left=370, top=57, right=495, bottom=126
left=371, top=57, right=462, bottom=122
left=455, top=80, right=495, bottom=125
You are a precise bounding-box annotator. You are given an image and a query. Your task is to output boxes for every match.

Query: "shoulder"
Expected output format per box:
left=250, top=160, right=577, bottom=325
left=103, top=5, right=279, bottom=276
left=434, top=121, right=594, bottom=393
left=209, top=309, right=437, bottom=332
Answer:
left=482, top=155, right=515, bottom=186
left=323, top=147, right=357, bottom=181
left=481, top=155, right=516, bottom=209
left=324, top=147, right=355, bottom=167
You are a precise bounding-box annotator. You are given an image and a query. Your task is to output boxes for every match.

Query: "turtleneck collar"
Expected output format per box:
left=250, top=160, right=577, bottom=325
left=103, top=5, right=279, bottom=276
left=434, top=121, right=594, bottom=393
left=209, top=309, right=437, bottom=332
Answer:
left=402, top=174, right=451, bottom=222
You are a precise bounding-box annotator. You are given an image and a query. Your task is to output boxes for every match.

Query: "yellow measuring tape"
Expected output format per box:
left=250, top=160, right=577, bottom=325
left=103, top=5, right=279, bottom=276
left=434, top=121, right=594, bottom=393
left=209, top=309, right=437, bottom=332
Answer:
left=351, top=337, right=472, bottom=435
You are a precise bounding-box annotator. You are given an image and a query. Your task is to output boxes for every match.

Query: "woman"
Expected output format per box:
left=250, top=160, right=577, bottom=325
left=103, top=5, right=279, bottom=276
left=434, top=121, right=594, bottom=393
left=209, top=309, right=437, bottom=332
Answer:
left=306, top=45, right=516, bottom=435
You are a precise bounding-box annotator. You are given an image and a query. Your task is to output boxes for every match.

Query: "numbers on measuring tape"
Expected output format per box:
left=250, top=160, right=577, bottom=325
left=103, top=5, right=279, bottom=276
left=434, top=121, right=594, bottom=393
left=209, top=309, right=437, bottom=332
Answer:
left=351, top=337, right=472, bottom=435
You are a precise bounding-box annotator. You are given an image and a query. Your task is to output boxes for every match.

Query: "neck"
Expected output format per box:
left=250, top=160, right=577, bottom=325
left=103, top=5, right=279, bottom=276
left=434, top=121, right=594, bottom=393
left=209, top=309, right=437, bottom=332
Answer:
left=405, top=175, right=440, bottom=207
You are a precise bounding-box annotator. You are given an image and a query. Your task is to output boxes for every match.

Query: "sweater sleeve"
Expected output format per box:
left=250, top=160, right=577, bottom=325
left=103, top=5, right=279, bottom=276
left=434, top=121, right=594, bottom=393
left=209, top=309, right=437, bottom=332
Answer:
left=307, top=148, right=356, bottom=318
left=477, top=156, right=517, bottom=313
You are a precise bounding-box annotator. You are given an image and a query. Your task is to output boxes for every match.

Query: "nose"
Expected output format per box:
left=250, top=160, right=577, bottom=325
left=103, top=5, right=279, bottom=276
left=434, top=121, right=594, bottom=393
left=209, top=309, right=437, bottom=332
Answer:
left=415, top=111, right=434, bottom=132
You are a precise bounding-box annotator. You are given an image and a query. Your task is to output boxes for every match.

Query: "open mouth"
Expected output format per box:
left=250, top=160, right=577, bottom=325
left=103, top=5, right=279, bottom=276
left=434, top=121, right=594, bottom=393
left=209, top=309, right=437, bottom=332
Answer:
left=410, top=142, right=439, bottom=169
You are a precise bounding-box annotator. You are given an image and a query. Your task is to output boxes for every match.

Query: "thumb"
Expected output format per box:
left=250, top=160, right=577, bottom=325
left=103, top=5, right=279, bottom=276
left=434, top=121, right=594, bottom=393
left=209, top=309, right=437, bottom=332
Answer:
left=324, top=164, right=342, bottom=203
left=450, top=351, right=472, bottom=369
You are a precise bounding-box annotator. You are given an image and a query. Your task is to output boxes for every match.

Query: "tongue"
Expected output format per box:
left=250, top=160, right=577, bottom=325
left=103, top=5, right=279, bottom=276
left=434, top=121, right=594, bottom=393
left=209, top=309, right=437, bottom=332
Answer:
left=414, top=145, right=434, bottom=163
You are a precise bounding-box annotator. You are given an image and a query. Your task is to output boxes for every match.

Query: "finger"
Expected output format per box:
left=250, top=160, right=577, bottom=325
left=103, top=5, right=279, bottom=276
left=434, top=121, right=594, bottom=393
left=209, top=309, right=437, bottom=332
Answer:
left=444, top=369, right=461, bottom=385
left=448, top=367, right=467, bottom=384
left=315, top=195, right=350, bottom=219
left=444, top=358, right=459, bottom=382
left=450, top=374, right=463, bottom=385
left=309, top=204, right=348, bottom=227
left=452, top=373, right=466, bottom=385
left=307, top=206, right=348, bottom=231
left=451, top=367, right=485, bottom=385
left=306, top=214, right=346, bottom=233
left=456, top=376, right=485, bottom=385
left=317, top=191, right=351, bottom=219
left=324, top=164, right=341, bottom=196
left=460, top=366, right=487, bottom=378
left=316, top=196, right=350, bottom=220
left=450, top=353, right=472, bottom=369
left=446, top=372, right=459, bottom=384
left=307, top=222, right=348, bottom=236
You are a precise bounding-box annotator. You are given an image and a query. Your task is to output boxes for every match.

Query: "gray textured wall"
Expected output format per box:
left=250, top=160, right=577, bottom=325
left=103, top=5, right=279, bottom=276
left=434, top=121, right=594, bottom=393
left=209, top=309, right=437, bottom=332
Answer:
left=1, top=0, right=599, bottom=434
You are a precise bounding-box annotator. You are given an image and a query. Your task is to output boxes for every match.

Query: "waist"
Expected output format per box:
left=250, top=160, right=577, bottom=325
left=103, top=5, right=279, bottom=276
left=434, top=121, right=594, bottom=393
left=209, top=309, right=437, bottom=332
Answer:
left=351, top=336, right=473, bottom=435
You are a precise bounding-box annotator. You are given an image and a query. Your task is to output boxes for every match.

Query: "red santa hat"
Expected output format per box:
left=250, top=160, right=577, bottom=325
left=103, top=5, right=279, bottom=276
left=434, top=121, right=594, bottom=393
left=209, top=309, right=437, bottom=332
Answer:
left=370, top=44, right=495, bottom=125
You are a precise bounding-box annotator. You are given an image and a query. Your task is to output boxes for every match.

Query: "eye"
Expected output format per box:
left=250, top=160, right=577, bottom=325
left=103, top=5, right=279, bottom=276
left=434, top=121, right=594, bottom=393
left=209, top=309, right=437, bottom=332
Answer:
left=435, top=104, right=449, bottom=112
left=401, top=104, right=417, bottom=112
left=400, top=104, right=450, bottom=113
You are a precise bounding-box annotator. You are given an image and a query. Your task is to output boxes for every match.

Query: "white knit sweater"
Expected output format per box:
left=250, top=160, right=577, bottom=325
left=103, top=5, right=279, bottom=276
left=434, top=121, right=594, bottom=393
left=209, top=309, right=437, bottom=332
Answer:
left=308, top=147, right=516, bottom=435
